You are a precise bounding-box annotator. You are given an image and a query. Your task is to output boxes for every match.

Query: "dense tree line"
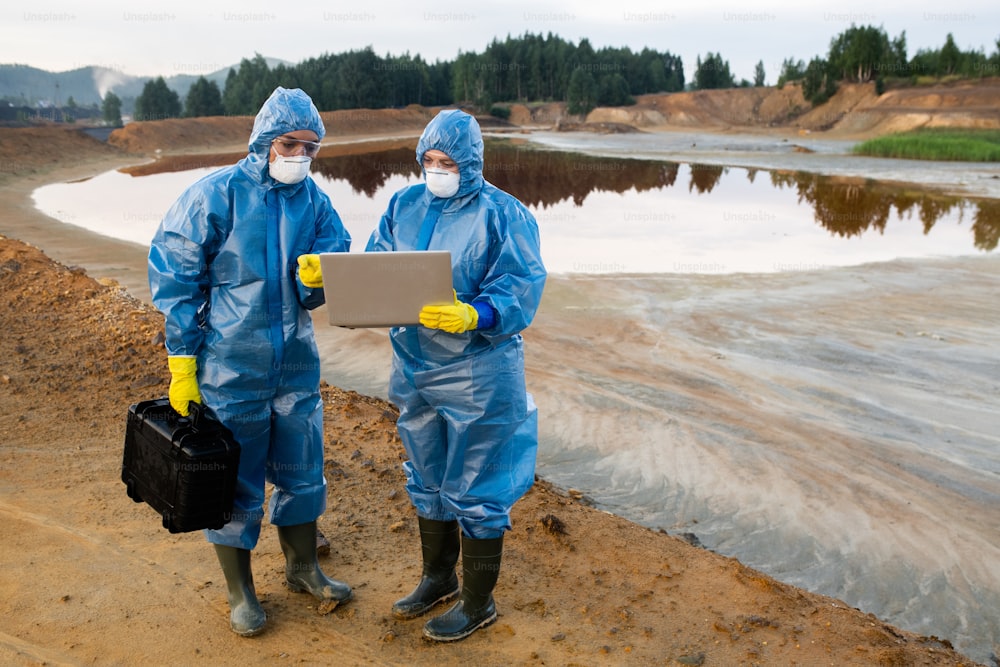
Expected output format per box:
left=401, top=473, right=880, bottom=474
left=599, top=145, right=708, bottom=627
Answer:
left=212, top=34, right=683, bottom=117
left=776, top=26, right=1000, bottom=105
left=909, top=33, right=1000, bottom=78
left=128, top=27, right=998, bottom=121
left=217, top=51, right=451, bottom=117
left=175, top=33, right=679, bottom=118
left=448, top=34, right=683, bottom=113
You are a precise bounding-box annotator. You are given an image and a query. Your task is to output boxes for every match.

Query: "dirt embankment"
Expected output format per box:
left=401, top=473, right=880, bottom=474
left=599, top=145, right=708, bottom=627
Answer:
left=582, top=77, right=1000, bottom=137
left=0, top=125, right=125, bottom=176
left=105, top=105, right=442, bottom=155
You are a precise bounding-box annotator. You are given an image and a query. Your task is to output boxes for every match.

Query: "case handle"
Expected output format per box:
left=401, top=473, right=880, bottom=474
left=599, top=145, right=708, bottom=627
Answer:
left=174, top=400, right=205, bottom=428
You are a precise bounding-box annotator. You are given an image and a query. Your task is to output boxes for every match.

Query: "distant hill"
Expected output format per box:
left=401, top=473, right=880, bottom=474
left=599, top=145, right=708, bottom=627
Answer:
left=0, top=58, right=289, bottom=112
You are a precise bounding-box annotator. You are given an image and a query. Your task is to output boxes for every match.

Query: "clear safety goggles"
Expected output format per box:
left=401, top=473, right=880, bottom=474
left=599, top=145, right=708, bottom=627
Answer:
left=271, top=137, right=322, bottom=158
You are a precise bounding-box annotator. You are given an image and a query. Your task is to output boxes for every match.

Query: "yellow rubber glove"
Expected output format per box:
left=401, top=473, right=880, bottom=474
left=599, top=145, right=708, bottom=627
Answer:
left=167, top=356, right=201, bottom=417
left=297, top=254, right=323, bottom=288
left=419, top=291, right=479, bottom=333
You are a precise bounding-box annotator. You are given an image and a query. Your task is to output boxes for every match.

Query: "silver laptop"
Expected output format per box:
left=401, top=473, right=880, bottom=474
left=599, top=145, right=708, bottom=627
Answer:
left=319, top=250, right=454, bottom=327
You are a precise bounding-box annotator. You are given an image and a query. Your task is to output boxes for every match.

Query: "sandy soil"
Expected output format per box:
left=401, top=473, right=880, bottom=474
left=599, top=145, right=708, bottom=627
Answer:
left=0, top=87, right=994, bottom=666
left=585, top=78, right=1000, bottom=138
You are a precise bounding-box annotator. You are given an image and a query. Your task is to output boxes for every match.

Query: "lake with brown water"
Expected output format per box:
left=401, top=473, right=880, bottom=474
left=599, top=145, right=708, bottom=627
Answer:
left=33, top=135, right=1000, bottom=663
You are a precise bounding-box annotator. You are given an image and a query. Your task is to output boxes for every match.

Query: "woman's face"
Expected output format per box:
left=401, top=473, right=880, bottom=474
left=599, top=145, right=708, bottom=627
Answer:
left=421, top=149, right=458, bottom=174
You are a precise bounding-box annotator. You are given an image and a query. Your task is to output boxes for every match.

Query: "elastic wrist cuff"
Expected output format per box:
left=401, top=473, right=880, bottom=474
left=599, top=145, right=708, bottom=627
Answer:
left=472, top=301, right=496, bottom=329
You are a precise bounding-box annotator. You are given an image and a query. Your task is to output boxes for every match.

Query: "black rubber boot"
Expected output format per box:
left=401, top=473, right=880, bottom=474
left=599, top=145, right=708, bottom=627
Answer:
left=277, top=521, right=353, bottom=606
left=392, top=517, right=460, bottom=619
left=316, top=527, right=331, bottom=557
left=213, top=544, right=266, bottom=637
left=422, top=534, right=503, bottom=642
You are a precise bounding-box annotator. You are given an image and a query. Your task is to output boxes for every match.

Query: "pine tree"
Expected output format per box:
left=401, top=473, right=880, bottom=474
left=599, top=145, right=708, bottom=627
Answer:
left=134, top=77, right=181, bottom=121
left=101, top=91, right=122, bottom=127
left=939, top=33, right=961, bottom=75
left=753, top=60, right=766, bottom=87
left=694, top=53, right=735, bottom=90
left=566, top=68, right=597, bottom=115
left=183, top=77, right=224, bottom=117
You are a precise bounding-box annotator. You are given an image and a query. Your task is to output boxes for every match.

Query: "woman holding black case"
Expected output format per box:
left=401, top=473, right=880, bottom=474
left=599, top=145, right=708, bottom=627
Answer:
left=148, top=87, right=351, bottom=636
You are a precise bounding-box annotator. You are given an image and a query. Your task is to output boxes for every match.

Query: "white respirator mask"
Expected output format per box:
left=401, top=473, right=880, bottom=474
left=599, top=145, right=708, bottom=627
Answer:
left=424, top=168, right=461, bottom=198
left=269, top=155, right=312, bottom=185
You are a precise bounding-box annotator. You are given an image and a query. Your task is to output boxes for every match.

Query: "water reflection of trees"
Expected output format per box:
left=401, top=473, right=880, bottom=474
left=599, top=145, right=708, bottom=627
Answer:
left=312, top=141, right=680, bottom=208
left=310, top=141, right=998, bottom=252
left=770, top=171, right=999, bottom=251
left=688, top=164, right=726, bottom=194
left=484, top=144, right=679, bottom=208
left=312, top=147, right=419, bottom=198
left=973, top=201, right=1000, bottom=251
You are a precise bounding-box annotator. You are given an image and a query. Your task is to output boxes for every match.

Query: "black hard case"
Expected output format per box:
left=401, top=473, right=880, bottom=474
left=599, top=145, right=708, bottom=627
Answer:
left=122, top=398, right=241, bottom=533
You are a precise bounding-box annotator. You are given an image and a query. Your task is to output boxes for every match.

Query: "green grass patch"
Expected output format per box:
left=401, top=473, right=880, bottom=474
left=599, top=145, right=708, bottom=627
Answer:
left=852, top=128, right=1000, bottom=162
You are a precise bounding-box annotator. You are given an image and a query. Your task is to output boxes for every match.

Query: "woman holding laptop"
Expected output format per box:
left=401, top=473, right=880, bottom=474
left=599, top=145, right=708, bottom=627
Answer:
left=366, top=109, right=547, bottom=641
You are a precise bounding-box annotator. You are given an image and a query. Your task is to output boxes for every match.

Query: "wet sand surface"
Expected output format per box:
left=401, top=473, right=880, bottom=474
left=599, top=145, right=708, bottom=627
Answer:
left=525, top=262, right=1000, bottom=658
left=4, top=137, right=999, bottom=662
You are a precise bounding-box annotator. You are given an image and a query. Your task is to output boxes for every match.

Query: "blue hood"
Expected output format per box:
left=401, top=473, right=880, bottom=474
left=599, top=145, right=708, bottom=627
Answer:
left=249, top=86, right=326, bottom=155
left=243, top=87, right=326, bottom=183
left=415, top=109, right=484, bottom=197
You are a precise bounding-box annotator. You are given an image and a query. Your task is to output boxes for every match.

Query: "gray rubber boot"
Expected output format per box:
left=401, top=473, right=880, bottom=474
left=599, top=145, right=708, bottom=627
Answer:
left=392, top=517, right=460, bottom=619
left=213, top=545, right=266, bottom=637
left=277, top=521, right=353, bottom=606
left=422, top=534, right=502, bottom=641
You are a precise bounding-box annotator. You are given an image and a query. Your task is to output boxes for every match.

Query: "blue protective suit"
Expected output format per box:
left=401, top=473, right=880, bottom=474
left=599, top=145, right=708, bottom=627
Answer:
left=365, top=110, right=547, bottom=539
left=148, top=87, right=351, bottom=549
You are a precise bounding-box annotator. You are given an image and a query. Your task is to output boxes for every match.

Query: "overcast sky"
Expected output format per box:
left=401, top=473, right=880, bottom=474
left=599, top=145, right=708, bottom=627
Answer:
left=2, top=0, right=997, bottom=86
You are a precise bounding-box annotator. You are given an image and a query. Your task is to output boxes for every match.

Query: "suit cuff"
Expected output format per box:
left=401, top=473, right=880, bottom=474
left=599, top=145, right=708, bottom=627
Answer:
left=472, top=301, right=496, bottom=329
